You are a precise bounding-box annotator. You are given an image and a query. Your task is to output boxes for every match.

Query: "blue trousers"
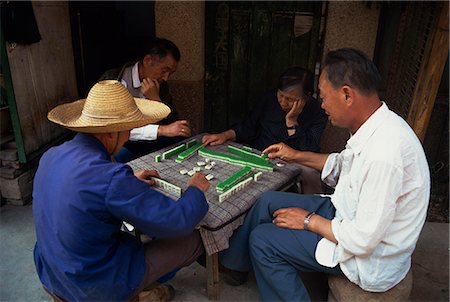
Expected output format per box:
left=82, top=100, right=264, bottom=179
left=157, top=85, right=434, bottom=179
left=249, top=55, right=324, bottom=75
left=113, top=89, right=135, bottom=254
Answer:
left=220, top=192, right=344, bottom=302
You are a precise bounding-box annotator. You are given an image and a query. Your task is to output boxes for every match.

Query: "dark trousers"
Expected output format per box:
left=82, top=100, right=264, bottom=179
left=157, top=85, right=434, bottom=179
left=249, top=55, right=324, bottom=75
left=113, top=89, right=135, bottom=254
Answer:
left=220, top=192, right=344, bottom=302
left=129, top=231, right=204, bottom=300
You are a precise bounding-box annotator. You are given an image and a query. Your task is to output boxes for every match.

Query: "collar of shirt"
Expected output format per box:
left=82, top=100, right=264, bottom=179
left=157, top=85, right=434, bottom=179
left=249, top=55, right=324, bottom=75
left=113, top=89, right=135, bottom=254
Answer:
left=131, top=62, right=141, bottom=89
left=346, top=102, right=388, bottom=156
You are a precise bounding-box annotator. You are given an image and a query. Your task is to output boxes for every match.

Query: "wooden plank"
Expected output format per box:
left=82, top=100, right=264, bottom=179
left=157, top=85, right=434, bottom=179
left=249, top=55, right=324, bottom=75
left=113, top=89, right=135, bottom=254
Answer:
left=206, top=253, right=220, bottom=301
left=6, top=2, right=78, bottom=160
left=408, top=1, right=449, bottom=141
left=0, top=28, right=27, bottom=163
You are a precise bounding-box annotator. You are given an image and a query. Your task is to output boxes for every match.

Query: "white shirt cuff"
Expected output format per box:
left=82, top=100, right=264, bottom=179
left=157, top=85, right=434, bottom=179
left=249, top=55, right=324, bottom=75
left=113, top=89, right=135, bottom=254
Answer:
left=129, top=124, right=159, bottom=141
left=315, top=238, right=338, bottom=267
left=321, top=153, right=339, bottom=187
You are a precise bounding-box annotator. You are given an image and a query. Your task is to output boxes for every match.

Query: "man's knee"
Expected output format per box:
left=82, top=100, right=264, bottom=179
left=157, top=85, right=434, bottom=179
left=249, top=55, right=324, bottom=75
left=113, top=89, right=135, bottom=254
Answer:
left=257, top=192, right=280, bottom=209
left=185, top=231, right=204, bottom=261
left=249, top=224, right=279, bottom=261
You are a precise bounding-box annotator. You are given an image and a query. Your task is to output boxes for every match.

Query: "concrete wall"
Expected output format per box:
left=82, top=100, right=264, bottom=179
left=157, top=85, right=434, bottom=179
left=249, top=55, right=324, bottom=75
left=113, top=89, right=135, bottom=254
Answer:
left=323, top=2, right=380, bottom=58
left=155, top=1, right=205, bottom=134
left=320, top=2, right=380, bottom=153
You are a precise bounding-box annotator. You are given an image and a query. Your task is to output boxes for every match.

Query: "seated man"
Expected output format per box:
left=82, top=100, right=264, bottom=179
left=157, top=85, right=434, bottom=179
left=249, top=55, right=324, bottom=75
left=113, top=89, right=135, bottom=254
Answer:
left=202, top=67, right=327, bottom=193
left=33, top=80, right=210, bottom=301
left=219, top=48, right=430, bottom=301
left=100, top=37, right=191, bottom=163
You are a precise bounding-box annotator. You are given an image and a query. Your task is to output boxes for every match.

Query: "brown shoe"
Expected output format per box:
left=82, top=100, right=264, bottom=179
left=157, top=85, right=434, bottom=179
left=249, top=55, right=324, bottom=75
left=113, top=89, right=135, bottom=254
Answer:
left=138, top=284, right=175, bottom=302
left=219, top=264, right=249, bottom=286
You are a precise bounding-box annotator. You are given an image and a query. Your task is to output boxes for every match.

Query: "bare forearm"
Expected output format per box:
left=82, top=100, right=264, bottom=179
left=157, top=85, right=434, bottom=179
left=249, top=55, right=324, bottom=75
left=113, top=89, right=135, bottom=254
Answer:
left=308, top=214, right=337, bottom=243
left=293, top=151, right=329, bottom=171
left=223, top=129, right=236, bottom=141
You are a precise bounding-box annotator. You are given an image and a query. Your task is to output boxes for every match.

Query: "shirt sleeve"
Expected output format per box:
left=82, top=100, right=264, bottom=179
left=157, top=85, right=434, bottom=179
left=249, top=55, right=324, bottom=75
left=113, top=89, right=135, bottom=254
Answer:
left=331, top=161, right=402, bottom=260
left=129, top=125, right=159, bottom=141
left=105, top=166, right=209, bottom=238
left=321, top=153, right=342, bottom=188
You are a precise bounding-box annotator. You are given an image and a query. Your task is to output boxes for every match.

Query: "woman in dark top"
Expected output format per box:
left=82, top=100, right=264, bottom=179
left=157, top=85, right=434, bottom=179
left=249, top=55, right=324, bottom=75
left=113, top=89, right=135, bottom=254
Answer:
left=202, top=67, right=328, bottom=193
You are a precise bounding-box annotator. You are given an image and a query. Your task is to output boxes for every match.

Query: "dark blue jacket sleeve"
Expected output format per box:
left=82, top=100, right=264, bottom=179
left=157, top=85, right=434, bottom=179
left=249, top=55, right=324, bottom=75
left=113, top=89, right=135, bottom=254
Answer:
left=231, top=93, right=268, bottom=143
left=105, top=166, right=209, bottom=238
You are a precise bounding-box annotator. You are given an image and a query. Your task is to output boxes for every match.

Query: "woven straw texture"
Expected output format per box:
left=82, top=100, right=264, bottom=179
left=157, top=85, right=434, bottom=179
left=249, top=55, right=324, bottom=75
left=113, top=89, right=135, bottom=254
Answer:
left=48, top=80, right=171, bottom=133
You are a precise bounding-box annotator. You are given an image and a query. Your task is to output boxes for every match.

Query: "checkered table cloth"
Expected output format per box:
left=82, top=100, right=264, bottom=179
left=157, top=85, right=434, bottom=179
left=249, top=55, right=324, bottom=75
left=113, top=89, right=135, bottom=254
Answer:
left=127, top=134, right=302, bottom=255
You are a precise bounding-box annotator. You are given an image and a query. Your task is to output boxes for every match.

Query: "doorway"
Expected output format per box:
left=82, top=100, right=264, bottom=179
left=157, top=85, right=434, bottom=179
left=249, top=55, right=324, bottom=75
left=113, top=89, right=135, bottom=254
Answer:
left=204, top=1, right=324, bottom=132
left=69, top=1, right=155, bottom=96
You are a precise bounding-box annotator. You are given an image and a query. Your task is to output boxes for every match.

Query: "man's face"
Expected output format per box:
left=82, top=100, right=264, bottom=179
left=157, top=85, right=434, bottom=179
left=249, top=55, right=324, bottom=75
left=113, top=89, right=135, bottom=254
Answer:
left=142, top=54, right=178, bottom=83
left=318, top=71, right=348, bottom=128
left=113, top=131, right=131, bottom=155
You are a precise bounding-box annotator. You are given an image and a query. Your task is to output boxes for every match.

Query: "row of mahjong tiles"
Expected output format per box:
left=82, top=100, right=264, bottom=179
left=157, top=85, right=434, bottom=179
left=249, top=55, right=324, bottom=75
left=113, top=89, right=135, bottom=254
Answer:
left=155, top=139, right=273, bottom=170
left=151, top=140, right=273, bottom=201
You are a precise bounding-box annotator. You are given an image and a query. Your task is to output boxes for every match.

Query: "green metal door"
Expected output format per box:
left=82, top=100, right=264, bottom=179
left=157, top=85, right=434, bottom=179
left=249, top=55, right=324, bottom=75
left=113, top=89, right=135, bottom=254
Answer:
left=205, top=1, right=323, bottom=132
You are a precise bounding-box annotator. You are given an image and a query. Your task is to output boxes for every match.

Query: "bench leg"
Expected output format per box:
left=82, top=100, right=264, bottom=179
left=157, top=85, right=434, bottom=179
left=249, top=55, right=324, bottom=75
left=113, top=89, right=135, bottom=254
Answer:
left=206, top=253, right=220, bottom=301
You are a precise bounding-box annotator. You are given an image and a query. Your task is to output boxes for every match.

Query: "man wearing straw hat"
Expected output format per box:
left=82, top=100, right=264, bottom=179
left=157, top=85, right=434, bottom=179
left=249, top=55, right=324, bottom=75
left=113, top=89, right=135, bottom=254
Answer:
left=101, top=37, right=191, bottom=163
left=32, top=80, right=210, bottom=301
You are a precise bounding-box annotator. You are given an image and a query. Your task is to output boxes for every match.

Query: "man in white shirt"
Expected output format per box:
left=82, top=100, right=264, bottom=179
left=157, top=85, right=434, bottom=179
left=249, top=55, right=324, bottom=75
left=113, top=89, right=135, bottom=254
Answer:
left=219, top=48, right=430, bottom=301
left=101, top=38, right=191, bottom=162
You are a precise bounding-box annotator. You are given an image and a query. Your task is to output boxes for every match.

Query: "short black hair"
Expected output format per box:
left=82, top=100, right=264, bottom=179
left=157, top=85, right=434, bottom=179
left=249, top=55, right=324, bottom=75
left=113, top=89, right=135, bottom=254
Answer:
left=144, top=37, right=181, bottom=62
left=323, top=48, right=381, bottom=95
left=277, top=67, right=314, bottom=98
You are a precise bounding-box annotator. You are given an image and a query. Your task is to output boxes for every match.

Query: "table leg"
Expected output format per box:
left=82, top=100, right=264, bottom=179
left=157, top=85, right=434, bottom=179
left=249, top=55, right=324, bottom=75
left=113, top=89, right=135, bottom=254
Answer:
left=206, top=253, right=220, bottom=301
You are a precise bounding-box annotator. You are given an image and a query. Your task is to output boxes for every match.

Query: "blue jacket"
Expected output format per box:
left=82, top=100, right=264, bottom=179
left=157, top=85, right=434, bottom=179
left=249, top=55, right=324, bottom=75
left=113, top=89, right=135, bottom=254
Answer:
left=231, top=89, right=327, bottom=152
left=32, top=133, right=208, bottom=301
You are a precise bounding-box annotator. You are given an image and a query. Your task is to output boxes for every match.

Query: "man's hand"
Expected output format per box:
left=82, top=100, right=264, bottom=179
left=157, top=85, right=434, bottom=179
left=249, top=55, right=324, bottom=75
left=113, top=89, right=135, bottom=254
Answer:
left=272, top=207, right=309, bottom=230
left=187, top=172, right=210, bottom=192
left=158, top=120, right=191, bottom=137
left=202, top=133, right=227, bottom=146
left=134, top=169, right=160, bottom=185
left=274, top=207, right=337, bottom=243
left=285, top=99, right=306, bottom=126
left=202, top=129, right=236, bottom=146
left=262, top=142, right=298, bottom=162
left=141, top=78, right=161, bottom=100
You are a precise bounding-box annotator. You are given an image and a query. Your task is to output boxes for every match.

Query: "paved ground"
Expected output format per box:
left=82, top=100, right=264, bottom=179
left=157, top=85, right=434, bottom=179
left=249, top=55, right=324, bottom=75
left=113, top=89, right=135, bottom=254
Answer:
left=0, top=204, right=448, bottom=301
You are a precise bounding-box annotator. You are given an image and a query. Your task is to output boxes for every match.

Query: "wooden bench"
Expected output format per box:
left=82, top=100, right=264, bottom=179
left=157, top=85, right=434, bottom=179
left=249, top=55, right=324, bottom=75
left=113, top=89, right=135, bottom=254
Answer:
left=328, top=270, right=413, bottom=302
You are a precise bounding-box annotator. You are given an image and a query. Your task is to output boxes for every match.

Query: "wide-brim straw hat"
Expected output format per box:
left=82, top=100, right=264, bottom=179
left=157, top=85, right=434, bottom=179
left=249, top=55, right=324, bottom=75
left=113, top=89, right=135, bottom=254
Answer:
left=48, top=80, right=171, bottom=133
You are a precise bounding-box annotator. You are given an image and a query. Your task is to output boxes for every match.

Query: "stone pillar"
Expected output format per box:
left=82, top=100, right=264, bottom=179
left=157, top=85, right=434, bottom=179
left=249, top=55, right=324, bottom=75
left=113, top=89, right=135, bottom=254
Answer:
left=320, top=2, right=380, bottom=153
left=155, top=1, right=205, bottom=134
left=323, top=2, right=380, bottom=58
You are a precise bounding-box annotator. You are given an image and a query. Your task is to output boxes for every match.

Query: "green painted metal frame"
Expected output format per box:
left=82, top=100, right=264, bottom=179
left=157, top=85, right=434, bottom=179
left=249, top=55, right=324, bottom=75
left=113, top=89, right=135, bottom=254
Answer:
left=0, top=27, right=27, bottom=163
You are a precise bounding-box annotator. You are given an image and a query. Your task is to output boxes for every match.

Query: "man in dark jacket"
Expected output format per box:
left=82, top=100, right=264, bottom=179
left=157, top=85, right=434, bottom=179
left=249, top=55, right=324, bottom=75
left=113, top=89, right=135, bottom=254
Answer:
left=100, top=37, right=191, bottom=163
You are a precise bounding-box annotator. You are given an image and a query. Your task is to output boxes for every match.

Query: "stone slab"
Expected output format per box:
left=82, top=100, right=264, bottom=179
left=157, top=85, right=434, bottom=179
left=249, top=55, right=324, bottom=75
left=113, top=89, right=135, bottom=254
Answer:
left=0, top=170, right=33, bottom=200
left=0, top=149, right=18, bottom=161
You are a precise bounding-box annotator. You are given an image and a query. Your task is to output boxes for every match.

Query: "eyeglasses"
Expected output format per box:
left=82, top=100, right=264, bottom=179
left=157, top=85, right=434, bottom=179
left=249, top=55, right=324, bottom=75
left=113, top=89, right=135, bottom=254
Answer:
left=277, top=90, right=302, bottom=103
